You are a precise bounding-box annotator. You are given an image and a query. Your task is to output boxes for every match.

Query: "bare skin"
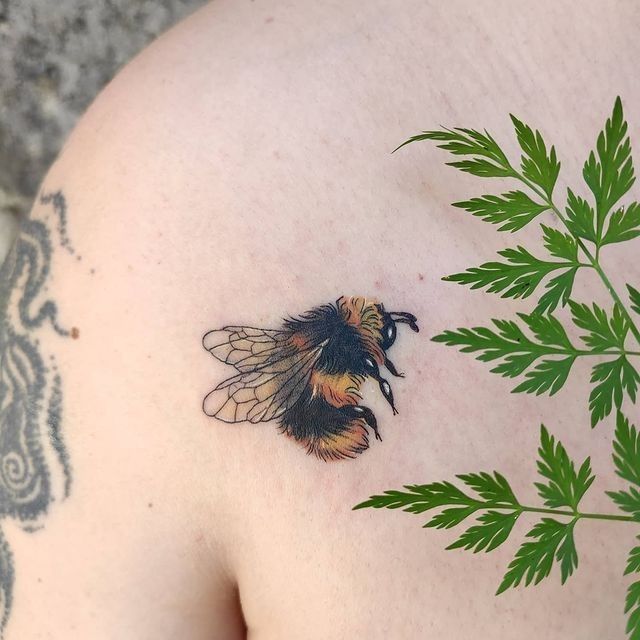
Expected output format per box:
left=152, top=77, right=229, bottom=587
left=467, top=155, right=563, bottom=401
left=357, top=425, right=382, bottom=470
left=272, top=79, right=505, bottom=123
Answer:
left=4, top=1, right=640, bottom=638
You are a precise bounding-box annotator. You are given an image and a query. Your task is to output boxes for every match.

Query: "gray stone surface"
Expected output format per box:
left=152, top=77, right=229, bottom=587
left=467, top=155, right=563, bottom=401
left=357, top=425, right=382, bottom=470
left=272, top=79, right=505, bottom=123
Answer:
left=0, top=0, right=206, bottom=223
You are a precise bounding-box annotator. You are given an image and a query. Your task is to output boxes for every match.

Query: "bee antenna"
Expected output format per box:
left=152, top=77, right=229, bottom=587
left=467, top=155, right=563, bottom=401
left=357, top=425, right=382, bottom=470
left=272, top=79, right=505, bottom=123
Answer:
left=389, top=312, right=419, bottom=333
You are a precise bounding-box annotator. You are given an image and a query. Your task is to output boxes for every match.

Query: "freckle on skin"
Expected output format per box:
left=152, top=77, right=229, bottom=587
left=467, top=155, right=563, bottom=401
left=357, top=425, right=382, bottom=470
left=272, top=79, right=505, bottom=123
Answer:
left=418, top=273, right=424, bottom=281
left=70, top=327, right=80, bottom=339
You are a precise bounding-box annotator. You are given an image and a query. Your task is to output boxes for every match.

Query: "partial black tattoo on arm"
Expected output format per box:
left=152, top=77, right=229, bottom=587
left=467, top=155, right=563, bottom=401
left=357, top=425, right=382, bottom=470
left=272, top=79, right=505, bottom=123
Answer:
left=202, top=297, right=418, bottom=461
left=0, top=190, right=75, bottom=635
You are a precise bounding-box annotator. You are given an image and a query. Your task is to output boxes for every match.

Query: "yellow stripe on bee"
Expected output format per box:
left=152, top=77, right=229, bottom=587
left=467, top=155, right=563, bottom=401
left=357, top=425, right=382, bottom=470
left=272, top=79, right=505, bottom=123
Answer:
left=310, top=370, right=363, bottom=407
left=337, top=296, right=380, bottom=327
left=336, top=296, right=386, bottom=365
left=309, top=420, right=370, bottom=461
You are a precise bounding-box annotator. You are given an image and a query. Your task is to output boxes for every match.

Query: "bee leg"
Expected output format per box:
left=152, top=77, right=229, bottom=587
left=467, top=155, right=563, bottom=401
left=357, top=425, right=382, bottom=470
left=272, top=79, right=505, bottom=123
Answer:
left=344, top=405, right=382, bottom=441
left=384, top=356, right=405, bottom=378
left=364, top=357, right=398, bottom=415
left=377, top=377, right=398, bottom=415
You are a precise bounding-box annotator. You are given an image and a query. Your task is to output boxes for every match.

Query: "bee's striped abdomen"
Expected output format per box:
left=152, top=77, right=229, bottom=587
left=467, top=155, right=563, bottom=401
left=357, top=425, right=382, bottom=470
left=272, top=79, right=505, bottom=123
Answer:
left=279, top=387, right=370, bottom=460
left=310, top=371, right=364, bottom=407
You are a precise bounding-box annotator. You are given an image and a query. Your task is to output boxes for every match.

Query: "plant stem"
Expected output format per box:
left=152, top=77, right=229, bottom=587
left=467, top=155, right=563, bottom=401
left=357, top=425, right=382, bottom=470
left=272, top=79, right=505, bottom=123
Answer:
left=522, top=347, right=640, bottom=357
left=518, top=505, right=636, bottom=523
left=514, top=171, right=640, bottom=348
left=576, top=350, right=640, bottom=357
left=578, top=512, right=637, bottom=522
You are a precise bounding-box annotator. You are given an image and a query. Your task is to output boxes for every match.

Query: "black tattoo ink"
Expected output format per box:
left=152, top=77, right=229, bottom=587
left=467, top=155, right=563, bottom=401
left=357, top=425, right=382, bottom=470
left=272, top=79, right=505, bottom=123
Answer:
left=0, top=190, right=74, bottom=634
left=39, top=191, right=75, bottom=256
left=47, top=373, right=71, bottom=498
left=202, top=297, right=419, bottom=461
left=0, top=533, right=12, bottom=632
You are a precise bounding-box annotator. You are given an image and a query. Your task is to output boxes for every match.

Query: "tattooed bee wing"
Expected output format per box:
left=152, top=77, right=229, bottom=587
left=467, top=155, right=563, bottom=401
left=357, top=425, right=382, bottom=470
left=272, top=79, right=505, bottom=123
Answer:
left=203, top=327, right=328, bottom=423
left=203, top=326, right=294, bottom=372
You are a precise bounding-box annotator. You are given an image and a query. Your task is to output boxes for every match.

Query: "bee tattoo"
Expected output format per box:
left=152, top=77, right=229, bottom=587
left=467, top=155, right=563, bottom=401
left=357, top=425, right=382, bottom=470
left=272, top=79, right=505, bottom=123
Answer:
left=202, top=296, right=419, bottom=460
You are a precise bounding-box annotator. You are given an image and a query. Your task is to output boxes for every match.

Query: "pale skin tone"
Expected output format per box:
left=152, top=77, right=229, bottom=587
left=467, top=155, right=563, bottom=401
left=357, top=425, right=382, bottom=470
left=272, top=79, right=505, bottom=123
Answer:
left=5, top=1, right=640, bottom=637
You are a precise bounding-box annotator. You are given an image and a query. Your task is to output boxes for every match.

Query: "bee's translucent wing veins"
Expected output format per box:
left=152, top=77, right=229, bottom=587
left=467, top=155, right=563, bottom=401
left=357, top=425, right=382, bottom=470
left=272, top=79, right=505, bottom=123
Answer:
left=203, top=341, right=327, bottom=422
left=203, top=327, right=293, bottom=372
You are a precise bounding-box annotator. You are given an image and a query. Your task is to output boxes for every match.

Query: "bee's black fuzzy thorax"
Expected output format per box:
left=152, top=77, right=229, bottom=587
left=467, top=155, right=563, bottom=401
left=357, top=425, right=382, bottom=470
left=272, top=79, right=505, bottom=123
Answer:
left=283, top=301, right=376, bottom=376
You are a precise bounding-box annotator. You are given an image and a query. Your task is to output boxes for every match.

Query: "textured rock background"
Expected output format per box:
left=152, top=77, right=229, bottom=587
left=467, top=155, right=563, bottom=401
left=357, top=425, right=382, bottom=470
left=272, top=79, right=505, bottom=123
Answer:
left=0, top=0, right=206, bottom=234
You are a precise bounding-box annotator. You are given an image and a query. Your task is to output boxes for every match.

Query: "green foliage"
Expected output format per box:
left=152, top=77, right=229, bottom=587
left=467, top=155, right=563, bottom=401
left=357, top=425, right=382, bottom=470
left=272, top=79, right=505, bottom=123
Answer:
left=452, top=191, right=548, bottom=232
left=602, top=413, right=640, bottom=637
left=496, top=518, right=578, bottom=594
left=432, top=314, right=577, bottom=396
left=510, top=115, right=561, bottom=198
left=444, top=222, right=582, bottom=316
left=364, top=98, right=640, bottom=640
left=565, top=302, right=639, bottom=425
left=355, top=425, right=608, bottom=595
left=627, top=536, right=640, bottom=640
left=625, top=541, right=640, bottom=575
left=613, top=412, right=640, bottom=487
left=399, top=97, right=640, bottom=426
left=353, top=473, right=519, bottom=530
left=456, top=471, right=518, bottom=505
left=352, top=482, right=469, bottom=514
left=447, top=510, right=519, bottom=553
left=382, top=98, right=640, bottom=636
left=582, top=96, right=635, bottom=242
left=541, top=224, right=578, bottom=261
left=565, top=189, right=597, bottom=242
left=535, top=426, right=594, bottom=510
left=569, top=301, right=628, bottom=350
left=609, top=414, right=640, bottom=523
left=625, top=581, right=640, bottom=640
left=602, top=202, right=640, bottom=245
left=512, top=356, right=575, bottom=396
left=443, top=246, right=578, bottom=311
left=607, top=487, right=640, bottom=520
left=589, top=357, right=639, bottom=428
left=629, top=285, right=640, bottom=316
left=392, top=128, right=513, bottom=178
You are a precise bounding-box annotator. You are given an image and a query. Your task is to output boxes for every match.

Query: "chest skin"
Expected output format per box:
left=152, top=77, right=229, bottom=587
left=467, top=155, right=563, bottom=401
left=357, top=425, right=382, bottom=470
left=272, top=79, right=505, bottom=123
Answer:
left=10, top=2, right=640, bottom=640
